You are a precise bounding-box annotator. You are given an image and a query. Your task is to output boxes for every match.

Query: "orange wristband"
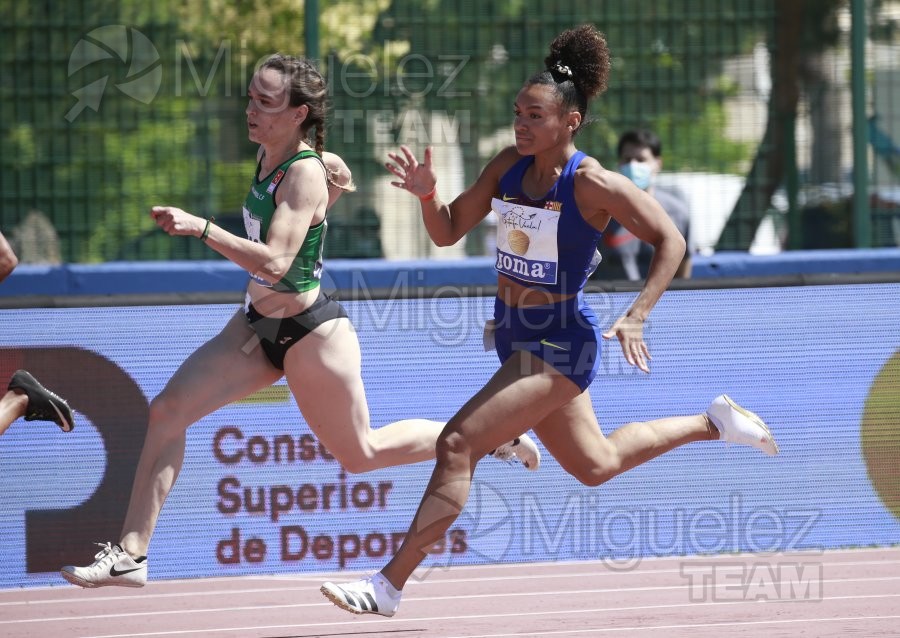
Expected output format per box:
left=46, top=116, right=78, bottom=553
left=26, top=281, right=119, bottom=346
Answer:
left=419, top=187, right=437, bottom=202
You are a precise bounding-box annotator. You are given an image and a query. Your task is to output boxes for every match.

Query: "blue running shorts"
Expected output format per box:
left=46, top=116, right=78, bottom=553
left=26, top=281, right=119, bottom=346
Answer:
left=492, top=293, right=601, bottom=391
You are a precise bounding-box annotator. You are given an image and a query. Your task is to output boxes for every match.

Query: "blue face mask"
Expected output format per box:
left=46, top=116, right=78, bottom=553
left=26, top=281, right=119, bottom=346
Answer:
left=619, top=161, right=653, bottom=191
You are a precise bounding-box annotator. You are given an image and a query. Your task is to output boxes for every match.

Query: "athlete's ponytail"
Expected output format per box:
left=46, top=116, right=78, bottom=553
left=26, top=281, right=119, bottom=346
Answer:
left=526, top=25, right=611, bottom=134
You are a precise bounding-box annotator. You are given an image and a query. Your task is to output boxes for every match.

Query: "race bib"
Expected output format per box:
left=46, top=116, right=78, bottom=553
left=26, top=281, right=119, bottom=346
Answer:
left=492, top=198, right=560, bottom=285
left=243, top=206, right=262, bottom=243
left=242, top=206, right=271, bottom=286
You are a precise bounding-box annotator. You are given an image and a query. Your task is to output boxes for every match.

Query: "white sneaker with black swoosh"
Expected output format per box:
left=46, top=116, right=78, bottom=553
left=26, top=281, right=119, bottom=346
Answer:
left=321, top=572, right=402, bottom=617
left=60, top=542, right=147, bottom=588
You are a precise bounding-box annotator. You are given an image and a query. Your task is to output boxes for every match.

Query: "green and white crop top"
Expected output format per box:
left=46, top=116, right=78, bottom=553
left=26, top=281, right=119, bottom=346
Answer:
left=242, top=149, right=326, bottom=293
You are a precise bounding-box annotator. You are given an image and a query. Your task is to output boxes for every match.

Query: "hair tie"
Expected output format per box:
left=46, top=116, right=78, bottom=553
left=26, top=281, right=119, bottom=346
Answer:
left=552, top=62, right=573, bottom=80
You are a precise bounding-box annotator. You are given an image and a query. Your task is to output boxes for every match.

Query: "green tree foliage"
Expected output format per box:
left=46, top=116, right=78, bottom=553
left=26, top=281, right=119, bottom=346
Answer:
left=12, top=0, right=853, bottom=261
left=364, top=0, right=770, bottom=173
left=717, top=0, right=872, bottom=250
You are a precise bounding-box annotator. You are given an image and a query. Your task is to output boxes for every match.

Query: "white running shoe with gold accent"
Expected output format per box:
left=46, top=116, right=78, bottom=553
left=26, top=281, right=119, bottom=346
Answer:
left=707, top=394, right=779, bottom=456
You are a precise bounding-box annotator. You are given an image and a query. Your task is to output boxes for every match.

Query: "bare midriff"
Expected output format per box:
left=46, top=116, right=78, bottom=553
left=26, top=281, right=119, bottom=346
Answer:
left=247, top=280, right=320, bottom=318
left=496, top=275, right=577, bottom=308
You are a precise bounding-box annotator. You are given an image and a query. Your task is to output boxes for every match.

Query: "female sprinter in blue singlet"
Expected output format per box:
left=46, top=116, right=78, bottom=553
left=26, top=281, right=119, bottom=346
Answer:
left=322, top=25, right=778, bottom=617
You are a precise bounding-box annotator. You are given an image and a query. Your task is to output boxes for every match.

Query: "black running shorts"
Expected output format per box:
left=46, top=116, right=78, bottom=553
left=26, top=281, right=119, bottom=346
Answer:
left=245, top=290, right=349, bottom=370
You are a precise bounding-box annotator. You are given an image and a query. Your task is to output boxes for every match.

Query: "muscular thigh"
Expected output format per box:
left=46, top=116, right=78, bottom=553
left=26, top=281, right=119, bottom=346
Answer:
left=531, top=390, right=617, bottom=477
left=443, top=351, right=583, bottom=458
left=281, top=317, right=371, bottom=452
left=156, top=308, right=283, bottom=426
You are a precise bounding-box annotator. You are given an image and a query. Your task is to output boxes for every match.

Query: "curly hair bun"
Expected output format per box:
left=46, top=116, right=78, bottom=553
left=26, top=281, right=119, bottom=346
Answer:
left=544, top=24, right=611, bottom=100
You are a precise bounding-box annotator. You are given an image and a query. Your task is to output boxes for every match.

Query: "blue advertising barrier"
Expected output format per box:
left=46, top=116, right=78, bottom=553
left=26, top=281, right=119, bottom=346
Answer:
left=2, top=248, right=899, bottom=298
left=1, top=284, right=898, bottom=588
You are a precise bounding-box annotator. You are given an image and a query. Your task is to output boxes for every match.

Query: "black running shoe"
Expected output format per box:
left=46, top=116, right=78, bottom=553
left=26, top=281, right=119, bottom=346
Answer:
left=7, top=370, right=74, bottom=432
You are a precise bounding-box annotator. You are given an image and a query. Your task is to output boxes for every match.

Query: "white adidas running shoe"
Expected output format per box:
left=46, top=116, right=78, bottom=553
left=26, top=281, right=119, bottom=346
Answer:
left=321, top=572, right=402, bottom=617
left=60, top=542, right=147, bottom=588
left=492, top=432, right=541, bottom=470
left=707, top=394, right=779, bottom=456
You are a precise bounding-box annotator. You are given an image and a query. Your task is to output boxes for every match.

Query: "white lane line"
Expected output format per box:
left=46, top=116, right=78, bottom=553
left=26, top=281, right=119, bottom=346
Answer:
left=2, top=591, right=894, bottom=631
left=5, top=548, right=898, bottom=598
left=4, top=558, right=899, bottom=606
left=441, top=614, right=900, bottom=637
left=76, top=608, right=900, bottom=638
left=3, top=574, right=900, bottom=616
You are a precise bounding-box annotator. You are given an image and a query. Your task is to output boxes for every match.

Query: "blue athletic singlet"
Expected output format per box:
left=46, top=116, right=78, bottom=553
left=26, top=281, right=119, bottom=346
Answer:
left=489, top=150, right=605, bottom=391
left=493, top=150, right=604, bottom=296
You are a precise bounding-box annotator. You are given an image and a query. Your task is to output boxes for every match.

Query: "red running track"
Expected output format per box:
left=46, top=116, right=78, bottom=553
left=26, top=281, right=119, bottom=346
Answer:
left=2, top=548, right=899, bottom=638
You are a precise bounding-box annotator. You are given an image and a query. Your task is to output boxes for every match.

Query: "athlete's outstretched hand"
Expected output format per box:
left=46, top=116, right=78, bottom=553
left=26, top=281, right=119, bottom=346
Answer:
left=385, top=145, right=437, bottom=198
left=151, top=206, right=204, bottom=237
left=602, top=314, right=651, bottom=374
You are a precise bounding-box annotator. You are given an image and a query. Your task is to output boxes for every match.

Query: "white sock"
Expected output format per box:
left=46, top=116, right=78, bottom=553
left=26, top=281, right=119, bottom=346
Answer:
left=377, top=572, right=402, bottom=597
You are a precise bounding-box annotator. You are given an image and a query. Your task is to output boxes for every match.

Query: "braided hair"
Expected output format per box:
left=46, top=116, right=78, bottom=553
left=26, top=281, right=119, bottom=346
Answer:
left=260, top=54, right=329, bottom=154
